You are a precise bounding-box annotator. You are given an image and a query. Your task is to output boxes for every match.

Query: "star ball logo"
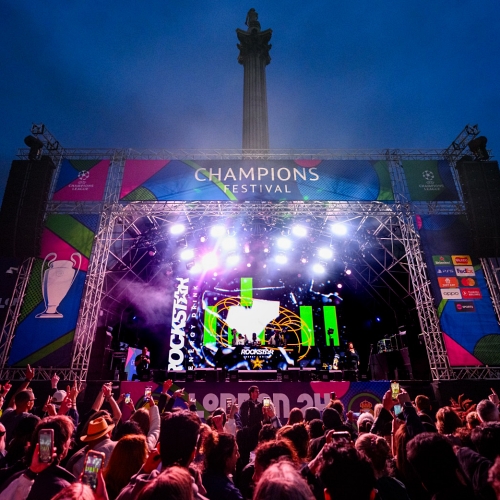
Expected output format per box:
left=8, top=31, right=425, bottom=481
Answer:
left=422, top=170, right=435, bottom=182
left=78, top=170, right=90, bottom=181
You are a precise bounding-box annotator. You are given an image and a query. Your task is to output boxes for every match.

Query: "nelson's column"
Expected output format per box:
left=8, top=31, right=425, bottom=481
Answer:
left=237, top=9, right=272, bottom=150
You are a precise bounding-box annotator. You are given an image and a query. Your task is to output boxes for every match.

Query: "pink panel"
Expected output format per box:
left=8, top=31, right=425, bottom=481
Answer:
left=443, top=332, right=482, bottom=366
left=53, top=160, right=110, bottom=201
left=310, top=381, right=350, bottom=398
left=120, top=160, right=170, bottom=199
left=294, top=160, right=322, bottom=168
left=40, top=230, right=89, bottom=272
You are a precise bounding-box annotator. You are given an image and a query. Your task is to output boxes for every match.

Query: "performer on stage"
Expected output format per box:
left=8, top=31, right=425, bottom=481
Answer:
left=133, top=346, right=150, bottom=381
left=345, top=341, right=360, bottom=370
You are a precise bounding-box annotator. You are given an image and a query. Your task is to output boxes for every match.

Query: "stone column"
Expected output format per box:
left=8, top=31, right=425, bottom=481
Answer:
left=237, top=9, right=272, bottom=151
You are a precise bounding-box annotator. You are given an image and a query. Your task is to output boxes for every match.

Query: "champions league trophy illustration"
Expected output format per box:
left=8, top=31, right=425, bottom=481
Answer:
left=36, top=252, right=82, bottom=318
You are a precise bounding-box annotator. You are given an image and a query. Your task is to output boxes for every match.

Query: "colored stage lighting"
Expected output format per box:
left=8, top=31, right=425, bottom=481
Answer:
left=202, top=252, right=218, bottom=270
left=337, top=283, right=343, bottom=289
left=313, top=263, right=326, bottom=274
left=345, top=269, right=352, bottom=275
left=331, top=223, right=347, bottom=236
left=300, top=257, right=308, bottom=264
left=277, top=237, right=291, bottom=250
left=180, top=248, right=195, bottom=261
left=226, top=253, right=240, bottom=266
left=275, top=253, right=288, bottom=265
left=170, top=223, right=185, bottom=235
left=187, top=262, right=202, bottom=273
left=210, top=225, right=226, bottom=237
left=222, top=236, right=237, bottom=250
left=292, top=225, right=307, bottom=237
left=318, top=247, right=333, bottom=259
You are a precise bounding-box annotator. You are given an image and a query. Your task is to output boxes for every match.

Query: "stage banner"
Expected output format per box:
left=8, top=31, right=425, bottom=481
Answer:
left=120, top=159, right=394, bottom=202
left=120, top=380, right=389, bottom=421
left=417, top=214, right=500, bottom=366
left=402, top=160, right=459, bottom=202
left=7, top=214, right=99, bottom=367
left=52, top=159, right=110, bottom=201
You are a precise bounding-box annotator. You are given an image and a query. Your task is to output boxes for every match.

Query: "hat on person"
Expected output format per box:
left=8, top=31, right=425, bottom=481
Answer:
left=51, top=390, right=67, bottom=405
left=80, top=417, right=115, bottom=442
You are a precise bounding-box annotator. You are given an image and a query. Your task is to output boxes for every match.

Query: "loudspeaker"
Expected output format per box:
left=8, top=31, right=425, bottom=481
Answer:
left=0, top=158, right=55, bottom=259
left=455, top=161, right=500, bottom=257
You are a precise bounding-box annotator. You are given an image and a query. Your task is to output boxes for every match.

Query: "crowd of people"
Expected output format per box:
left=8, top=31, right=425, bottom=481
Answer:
left=1, top=366, right=500, bottom=499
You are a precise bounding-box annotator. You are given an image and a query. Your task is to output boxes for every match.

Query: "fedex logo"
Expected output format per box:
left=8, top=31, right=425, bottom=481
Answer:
left=461, top=288, right=482, bottom=299
left=455, top=266, right=475, bottom=276
left=441, top=288, right=462, bottom=300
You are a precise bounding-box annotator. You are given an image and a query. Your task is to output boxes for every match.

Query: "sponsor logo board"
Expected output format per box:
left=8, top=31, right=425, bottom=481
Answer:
left=438, top=277, right=459, bottom=288
left=455, top=301, right=476, bottom=313
left=451, top=255, right=472, bottom=266
left=455, top=266, right=475, bottom=277
left=461, top=288, right=482, bottom=299
left=441, top=288, right=462, bottom=300
left=433, top=255, right=452, bottom=266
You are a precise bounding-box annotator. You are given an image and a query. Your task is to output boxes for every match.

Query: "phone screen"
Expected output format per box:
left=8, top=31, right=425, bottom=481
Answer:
left=330, top=391, right=336, bottom=400
left=144, top=387, right=152, bottom=399
left=391, top=381, right=400, bottom=400
left=38, top=429, right=53, bottom=463
left=82, top=452, right=104, bottom=490
left=393, top=404, right=402, bottom=415
left=225, top=398, right=232, bottom=414
left=263, top=397, right=270, bottom=407
left=125, top=393, right=131, bottom=404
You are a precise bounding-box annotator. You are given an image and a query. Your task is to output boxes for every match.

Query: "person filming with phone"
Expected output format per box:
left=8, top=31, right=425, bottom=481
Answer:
left=0, top=415, right=75, bottom=500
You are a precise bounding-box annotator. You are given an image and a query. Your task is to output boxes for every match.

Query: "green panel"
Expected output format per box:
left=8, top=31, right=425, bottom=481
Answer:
left=122, top=186, right=157, bottom=201
left=323, top=306, right=339, bottom=346
left=204, top=306, right=218, bottom=344
left=69, top=160, right=101, bottom=172
left=240, top=277, right=253, bottom=307
left=300, top=305, right=314, bottom=346
left=45, top=215, right=94, bottom=258
left=18, top=259, right=44, bottom=323
left=373, top=160, right=394, bottom=201
left=13, top=330, right=74, bottom=367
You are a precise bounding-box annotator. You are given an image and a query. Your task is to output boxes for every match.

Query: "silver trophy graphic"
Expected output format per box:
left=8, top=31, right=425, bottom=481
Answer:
left=36, top=252, right=82, bottom=319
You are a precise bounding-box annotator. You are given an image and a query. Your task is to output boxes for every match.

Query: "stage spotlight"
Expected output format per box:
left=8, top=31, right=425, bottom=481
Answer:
left=170, top=223, right=185, bottom=235
left=147, top=247, right=156, bottom=257
left=222, top=236, right=237, bottom=251
left=292, top=225, right=307, bottom=237
left=275, top=253, right=288, bottom=265
left=318, top=247, right=333, bottom=259
left=331, top=223, right=347, bottom=236
left=337, top=283, right=343, bottom=289
left=263, top=247, right=269, bottom=253
left=244, top=243, right=250, bottom=253
left=200, top=236, right=207, bottom=243
left=210, top=225, right=226, bottom=237
left=247, top=263, right=252, bottom=267
left=226, top=253, right=240, bottom=266
left=301, top=257, right=308, bottom=264
left=202, top=252, right=218, bottom=270
left=277, top=237, right=291, bottom=250
left=188, top=262, right=202, bottom=273
left=313, top=263, right=326, bottom=274
left=180, top=248, right=195, bottom=261
left=345, top=269, right=352, bottom=275
left=24, top=135, right=44, bottom=161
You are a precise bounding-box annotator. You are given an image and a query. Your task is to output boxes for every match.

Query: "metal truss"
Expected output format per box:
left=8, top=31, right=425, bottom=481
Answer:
left=387, top=153, right=453, bottom=380
left=19, top=147, right=461, bottom=162
left=452, top=366, right=500, bottom=380
left=0, top=259, right=34, bottom=380
left=481, top=258, right=500, bottom=324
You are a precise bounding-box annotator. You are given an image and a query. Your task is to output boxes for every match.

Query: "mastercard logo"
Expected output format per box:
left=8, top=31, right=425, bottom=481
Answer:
left=461, top=278, right=476, bottom=287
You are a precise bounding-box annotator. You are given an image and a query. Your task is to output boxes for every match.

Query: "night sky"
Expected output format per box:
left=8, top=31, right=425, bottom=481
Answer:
left=1, top=1, right=499, bottom=203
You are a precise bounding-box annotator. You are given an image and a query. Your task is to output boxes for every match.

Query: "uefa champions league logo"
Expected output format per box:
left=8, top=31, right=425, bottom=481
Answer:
left=422, top=170, right=434, bottom=182
left=78, top=170, right=90, bottom=181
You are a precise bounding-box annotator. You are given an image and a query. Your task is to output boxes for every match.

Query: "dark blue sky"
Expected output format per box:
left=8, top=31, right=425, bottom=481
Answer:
left=1, top=2, right=499, bottom=201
